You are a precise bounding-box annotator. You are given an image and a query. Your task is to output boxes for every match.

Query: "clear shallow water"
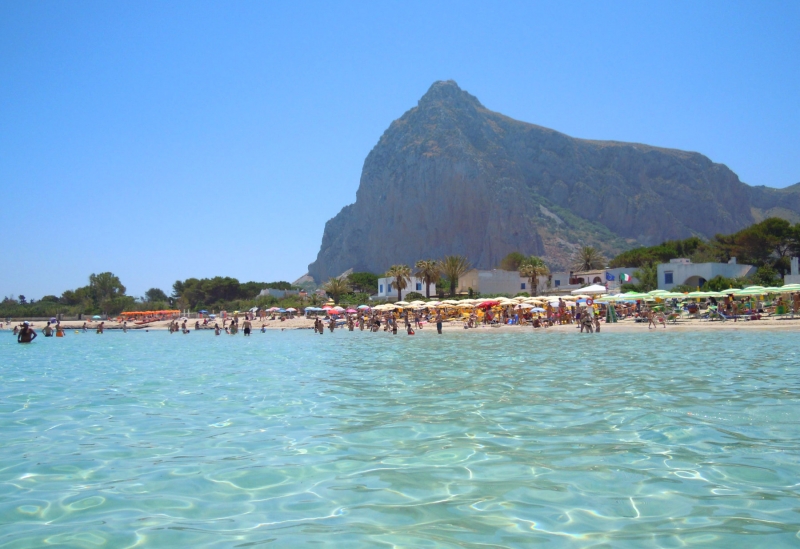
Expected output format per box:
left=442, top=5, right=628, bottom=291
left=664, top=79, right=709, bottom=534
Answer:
left=1, top=329, right=799, bottom=548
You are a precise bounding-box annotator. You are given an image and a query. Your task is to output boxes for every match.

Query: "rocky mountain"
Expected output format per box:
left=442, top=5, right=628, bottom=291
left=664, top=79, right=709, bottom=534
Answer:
left=308, top=81, right=800, bottom=281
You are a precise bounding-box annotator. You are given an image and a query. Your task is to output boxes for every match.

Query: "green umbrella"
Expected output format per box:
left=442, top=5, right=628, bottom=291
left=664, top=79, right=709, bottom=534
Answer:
left=686, top=291, right=709, bottom=298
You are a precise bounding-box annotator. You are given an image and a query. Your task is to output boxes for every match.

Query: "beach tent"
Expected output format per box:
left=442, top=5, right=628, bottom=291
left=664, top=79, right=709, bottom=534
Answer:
left=571, top=284, right=606, bottom=295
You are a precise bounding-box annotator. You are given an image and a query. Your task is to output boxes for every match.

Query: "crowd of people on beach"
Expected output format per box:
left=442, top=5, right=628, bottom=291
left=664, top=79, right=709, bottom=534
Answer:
left=7, top=288, right=800, bottom=343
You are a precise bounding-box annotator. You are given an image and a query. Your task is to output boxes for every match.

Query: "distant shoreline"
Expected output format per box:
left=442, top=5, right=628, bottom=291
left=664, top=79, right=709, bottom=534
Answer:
left=5, top=317, right=800, bottom=334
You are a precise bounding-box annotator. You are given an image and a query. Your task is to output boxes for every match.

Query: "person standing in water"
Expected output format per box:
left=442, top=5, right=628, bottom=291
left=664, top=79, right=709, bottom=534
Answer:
left=97, top=322, right=104, bottom=334
left=18, top=321, right=37, bottom=343
left=242, top=318, right=252, bottom=336
left=436, top=312, right=443, bottom=335
left=42, top=322, right=54, bottom=337
left=56, top=322, right=65, bottom=337
left=122, top=321, right=128, bottom=333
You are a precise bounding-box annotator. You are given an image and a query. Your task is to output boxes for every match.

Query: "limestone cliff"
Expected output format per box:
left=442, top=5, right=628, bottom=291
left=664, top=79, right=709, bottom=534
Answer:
left=308, top=81, right=799, bottom=281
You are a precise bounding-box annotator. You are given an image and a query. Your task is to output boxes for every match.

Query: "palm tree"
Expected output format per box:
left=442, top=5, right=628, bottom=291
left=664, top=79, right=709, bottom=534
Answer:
left=571, top=246, right=606, bottom=271
left=385, top=264, right=412, bottom=301
left=414, top=259, right=441, bottom=298
left=439, top=255, right=471, bottom=297
left=519, top=256, right=549, bottom=296
left=322, top=277, right=351, bottom=304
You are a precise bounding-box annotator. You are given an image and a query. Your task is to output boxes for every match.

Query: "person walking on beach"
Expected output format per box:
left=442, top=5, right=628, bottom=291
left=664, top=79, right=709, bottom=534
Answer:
left=17, top=321, right=37, bottom=343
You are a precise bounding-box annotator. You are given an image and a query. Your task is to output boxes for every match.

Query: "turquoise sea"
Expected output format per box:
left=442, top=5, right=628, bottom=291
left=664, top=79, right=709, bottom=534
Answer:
left=1, top=328, right=799, bottom=548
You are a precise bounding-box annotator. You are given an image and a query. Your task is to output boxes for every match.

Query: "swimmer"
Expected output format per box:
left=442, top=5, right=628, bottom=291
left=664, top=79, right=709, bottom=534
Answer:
left=214, top=323, right=221, bottom=336
left=42, top=322, right=54, bottom=337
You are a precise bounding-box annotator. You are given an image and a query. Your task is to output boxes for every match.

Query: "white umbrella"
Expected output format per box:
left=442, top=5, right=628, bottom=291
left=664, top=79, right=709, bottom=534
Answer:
left=571, top=284, right=607, bottom=295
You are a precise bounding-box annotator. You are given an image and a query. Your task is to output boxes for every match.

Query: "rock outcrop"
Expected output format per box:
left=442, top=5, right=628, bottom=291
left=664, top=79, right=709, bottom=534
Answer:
left=308, top=81, right=800, bottom=281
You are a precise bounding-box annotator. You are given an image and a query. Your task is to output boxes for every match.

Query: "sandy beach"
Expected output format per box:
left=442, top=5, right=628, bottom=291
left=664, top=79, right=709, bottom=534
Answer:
left=6, top=315, right=800, bottom=334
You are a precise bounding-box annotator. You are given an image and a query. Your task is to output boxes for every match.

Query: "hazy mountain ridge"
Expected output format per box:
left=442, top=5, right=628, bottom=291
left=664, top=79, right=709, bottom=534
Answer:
left=308, top=81, right=800, bottom=281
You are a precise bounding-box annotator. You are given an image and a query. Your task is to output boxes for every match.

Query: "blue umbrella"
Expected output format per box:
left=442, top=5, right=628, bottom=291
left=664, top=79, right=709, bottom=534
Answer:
left=92, top=315, right=102, bottom=320
left=278, top=308, right=286, bottom=313
left=199, top=310, right=208, bottom=314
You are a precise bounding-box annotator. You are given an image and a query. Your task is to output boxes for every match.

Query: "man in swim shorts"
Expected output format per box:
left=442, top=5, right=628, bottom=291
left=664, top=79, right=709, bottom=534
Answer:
left=18, top=321, right=37, bottom=343
left=242, top=319, right=252, bottom=336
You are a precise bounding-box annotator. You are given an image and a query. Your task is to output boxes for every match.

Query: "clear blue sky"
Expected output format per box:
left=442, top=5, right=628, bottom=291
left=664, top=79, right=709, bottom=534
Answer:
left=1, top=1, right=798, bottom=300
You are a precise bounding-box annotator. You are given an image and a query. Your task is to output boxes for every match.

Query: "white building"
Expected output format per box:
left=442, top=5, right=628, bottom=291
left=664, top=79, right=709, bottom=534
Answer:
left=456, top=269, right=529, bottom=296
left=657, top=258, right=755, bottom=290
left=258, top=288, right=299, bottom=299
left=376, top=276, right=437, bottom=300
left=450, top=267, right=641, bottom=297
left=546, top=268, right=639, bottom=294
left=785, top=257, right=800, bottom=285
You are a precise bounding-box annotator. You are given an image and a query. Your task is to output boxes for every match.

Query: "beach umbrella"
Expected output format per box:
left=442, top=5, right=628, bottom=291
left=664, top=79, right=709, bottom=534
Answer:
left=571, top=284, right=606, bottom=295
left=92, top=315, right=102, bottom=320
left=357, top=305, right=370, bottom=309
left=199, top=310, right=208, bottom=314
left=286, top=308, right=297, bottom=312
left=278, top=308, right=286, bottom=313
left=321, top=305, right=333, bottom=310
left=477, top=300, right=499, bottom=309
left=394, top=301, right=410, bottom=306
left=686, top=291, right=708, bottom=298
left=346, top=308, right=358, bottom=313
left=516, top=303, right=534, bottom=309
left=49, top=317, right=57, bottom=323
left=531, top=307, right=546, bottom=312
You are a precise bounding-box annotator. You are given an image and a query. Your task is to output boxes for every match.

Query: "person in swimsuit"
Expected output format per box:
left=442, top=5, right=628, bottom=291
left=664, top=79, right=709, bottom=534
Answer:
left=243, top=319, right=252, bottom=336
left=436, top=312, right=443, bottom=334
left=18, top=322, right=37, bottom=343
left=42, top=322, right=54, bottom=337
left=56, top=322, right=65, bottom=337
left=214, top=323, right=221, bottom=335
left=97, top=322, right=104, bottom=334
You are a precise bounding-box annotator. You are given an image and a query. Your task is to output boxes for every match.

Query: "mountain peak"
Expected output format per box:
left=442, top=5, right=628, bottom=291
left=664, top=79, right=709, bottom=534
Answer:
left=418, top=80, right=484, bottom=109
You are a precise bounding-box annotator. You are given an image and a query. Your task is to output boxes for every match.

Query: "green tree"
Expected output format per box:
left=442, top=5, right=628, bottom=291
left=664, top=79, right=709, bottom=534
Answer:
left=571, top=246, right=606, bottom=271
left=385, top=264, right=411, bottom=301
left=621, top=262, right=658, bottom=292
left=440, top=255, right=471, bottom=297
left=346, top=272, right=379, bottom=294
left=414, top=259, right=441, bottom=298
left=519, top=256, right=549, bottom=296
left=498, top=252, right=527, bottom=271
left=144, top=288, right=169, bottom=302
left=88, top=272, right=127, bottom=313
left=322, top=277, right=351, bottom=304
